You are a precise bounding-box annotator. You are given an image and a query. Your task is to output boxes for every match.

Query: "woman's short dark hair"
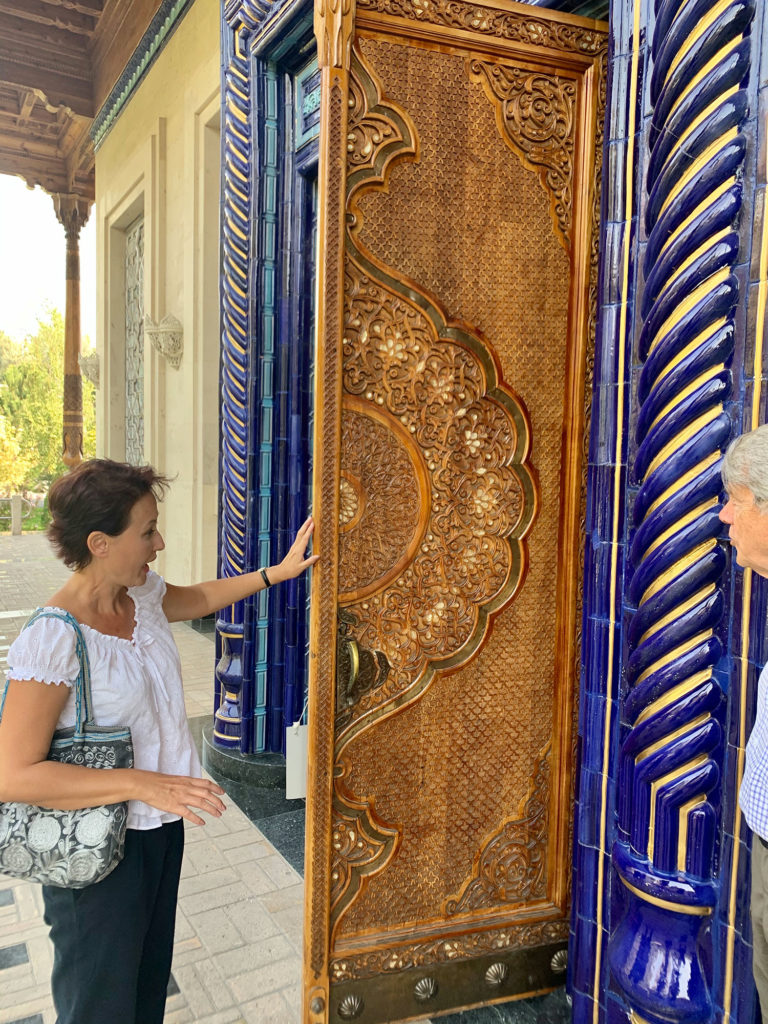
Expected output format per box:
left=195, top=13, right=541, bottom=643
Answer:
left=47, top=459, right=170, bottom=570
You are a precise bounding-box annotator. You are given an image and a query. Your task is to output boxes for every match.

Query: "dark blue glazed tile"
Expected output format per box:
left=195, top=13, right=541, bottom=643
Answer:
left=570, top=987, right=597, bottom=1021
left=725, top=926, right=758, bottom=1024
left=605, top=141, right=628, bottom=223
left=601, top=222, right=628, bottom=309
left=607, top=55, right=632, bottom=142
left=593, top=302, right=621, bottom=393
left=605, top=991, right=632, bottom=1024
left=718, top=833, right=752, bottom=943
left=586, top=459, right=614, bottom=538
left=577, top=767, right=605, bottom=848
left=570, top=911, right=600, bottom=996
left=579, top=692, right=610, bottom=775
left=583, top=616, right=612, bottom=696
left=593, top=384, right=622, bottom=467
left=0, top=890, right=13, bottom=908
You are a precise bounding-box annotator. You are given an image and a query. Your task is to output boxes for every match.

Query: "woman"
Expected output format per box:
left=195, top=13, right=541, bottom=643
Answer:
left=0, top=458, right=318, bottom=1024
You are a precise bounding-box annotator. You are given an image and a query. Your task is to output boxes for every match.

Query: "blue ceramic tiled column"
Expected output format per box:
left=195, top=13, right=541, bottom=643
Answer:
left=218, top=0, right=317, bottom=755
left=215, top=0, right=267, bottom=751
left=569, top=0, right=640, bottom=1014
left=572, top=0, right=766, bottom=1020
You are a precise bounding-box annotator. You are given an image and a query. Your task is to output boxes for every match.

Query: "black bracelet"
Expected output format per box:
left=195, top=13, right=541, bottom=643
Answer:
left=259, top=566, right=272, bottom=588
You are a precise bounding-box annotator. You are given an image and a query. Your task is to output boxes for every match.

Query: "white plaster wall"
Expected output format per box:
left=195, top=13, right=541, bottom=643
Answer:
left=95, top=0, right=220, bottom=586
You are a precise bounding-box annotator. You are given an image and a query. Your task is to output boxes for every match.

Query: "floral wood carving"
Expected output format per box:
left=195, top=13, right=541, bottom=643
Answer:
left=331, top=765, right=400, bottom=936
left=339, top=401, right=429, bottom=602
left=445, top=744, right=550, bottom=915
left=337, top=46, right=537, bottom=746
left=330, top=918, right=568, bottom=981
left=341, top=259, right=533, bottom=733
left=355, top=0, right=605, bottom=56
left=468, top=62, right=576, bottom=250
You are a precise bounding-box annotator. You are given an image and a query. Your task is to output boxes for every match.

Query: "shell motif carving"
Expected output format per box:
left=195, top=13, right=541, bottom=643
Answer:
left=337, top=993, right=364, bottom=1020
left=445, top=745, right=549, bottom=914
left=467, top=61, right=576, bottom=249
left=551, top=948, right=568, bottom=974
left=414, top=977, right=438, bottom=1002
left=485, top=961, right=509, bottom=987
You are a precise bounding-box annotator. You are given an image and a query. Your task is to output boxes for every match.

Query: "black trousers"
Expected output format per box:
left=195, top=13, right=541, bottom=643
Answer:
left=42, top=819, right=184, bottom=1024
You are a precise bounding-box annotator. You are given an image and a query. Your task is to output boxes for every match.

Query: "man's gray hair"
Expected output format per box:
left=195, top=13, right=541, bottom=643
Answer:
left=721, top=424, right=768, bottom=507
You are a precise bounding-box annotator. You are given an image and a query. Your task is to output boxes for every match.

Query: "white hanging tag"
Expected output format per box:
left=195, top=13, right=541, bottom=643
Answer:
left=285, top=721, right=309, bottom=799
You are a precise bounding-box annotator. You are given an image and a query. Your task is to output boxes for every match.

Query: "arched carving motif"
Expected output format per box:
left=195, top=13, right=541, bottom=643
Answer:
left=337, top=45, right=537, bottom=746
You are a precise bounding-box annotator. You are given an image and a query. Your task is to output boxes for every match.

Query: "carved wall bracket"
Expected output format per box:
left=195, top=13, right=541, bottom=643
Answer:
left=78, top=350, right=100, bottom=389
left=144, top=313, right=183, bottom=368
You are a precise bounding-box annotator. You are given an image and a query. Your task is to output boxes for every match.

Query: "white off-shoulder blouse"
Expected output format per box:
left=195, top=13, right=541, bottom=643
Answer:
left=5, top=570, right=202, bottom=831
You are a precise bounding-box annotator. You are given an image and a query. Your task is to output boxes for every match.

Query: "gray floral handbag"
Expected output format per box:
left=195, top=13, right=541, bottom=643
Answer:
left=0, top=609, right=133, bottom=888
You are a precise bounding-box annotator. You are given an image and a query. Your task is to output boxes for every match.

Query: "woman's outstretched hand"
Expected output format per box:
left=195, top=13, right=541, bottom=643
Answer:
left=277, top=517, right=320, bottom=581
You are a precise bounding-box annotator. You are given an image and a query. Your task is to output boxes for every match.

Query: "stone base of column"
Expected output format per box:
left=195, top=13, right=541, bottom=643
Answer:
left=201, top=722, right=305, bottom=820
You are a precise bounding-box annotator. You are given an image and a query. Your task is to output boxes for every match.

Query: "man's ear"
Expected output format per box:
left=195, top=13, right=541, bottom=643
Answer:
left=87, top=531, right=110, bottom=560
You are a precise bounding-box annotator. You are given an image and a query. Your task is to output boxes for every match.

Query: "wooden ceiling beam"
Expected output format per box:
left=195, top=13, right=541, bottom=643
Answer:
left=17, top=90, right=37, bottom=124
left=0, top=13, right=90, bottom=56
left=0, top=56, right=93, bottom=117
left=51, top=0, right=104, bottom=15
left=0, top=139, right=94, bottom=198
left=0, top=147, right=71, bottom=190
left=0, top=0, right=96, bottom=35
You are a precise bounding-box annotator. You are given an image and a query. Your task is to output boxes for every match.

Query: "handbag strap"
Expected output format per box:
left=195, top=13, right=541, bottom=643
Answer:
left=13, top=609, right=94, bottom=736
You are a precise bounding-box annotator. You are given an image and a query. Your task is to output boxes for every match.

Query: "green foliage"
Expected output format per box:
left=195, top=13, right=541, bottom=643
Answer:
left=0, top=309, right=96, bottom=493
left=23, top=502, right=51, bottom=532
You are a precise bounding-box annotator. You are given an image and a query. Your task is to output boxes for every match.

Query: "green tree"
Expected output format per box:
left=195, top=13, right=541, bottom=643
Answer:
left=0, top=412, right=33, bottom=492
left=0, top=331, right=19, bottom=377
left=0, top=309, right=96, bottom=491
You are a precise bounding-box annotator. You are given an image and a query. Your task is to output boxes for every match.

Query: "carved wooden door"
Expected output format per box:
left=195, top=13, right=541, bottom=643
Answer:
left=304, top=1, right=606, bottom=1020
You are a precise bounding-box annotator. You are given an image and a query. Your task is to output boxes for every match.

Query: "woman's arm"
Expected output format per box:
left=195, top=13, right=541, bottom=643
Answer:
left=162, top=516, right=319, bottom=623
left=0, top=679, right=225, bottom=825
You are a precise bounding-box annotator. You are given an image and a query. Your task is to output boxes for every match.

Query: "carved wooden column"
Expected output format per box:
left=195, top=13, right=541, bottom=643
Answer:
left=53, top=193, right=91, bottom=470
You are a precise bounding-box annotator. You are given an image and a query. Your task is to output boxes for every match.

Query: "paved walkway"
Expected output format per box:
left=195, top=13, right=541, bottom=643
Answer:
left=0, top=533, right=303, bottom=1024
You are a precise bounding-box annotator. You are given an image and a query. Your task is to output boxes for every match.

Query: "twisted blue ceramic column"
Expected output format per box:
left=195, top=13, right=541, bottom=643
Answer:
left=608, top=0, right=754, bottom=1019
left=216, top=1, right=269, bottom=749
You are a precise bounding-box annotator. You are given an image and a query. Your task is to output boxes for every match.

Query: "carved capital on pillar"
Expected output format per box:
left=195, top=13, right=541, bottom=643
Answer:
left=52, top=193, right=91, bottom=247
left=315, top=0, right=355, bottom=70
